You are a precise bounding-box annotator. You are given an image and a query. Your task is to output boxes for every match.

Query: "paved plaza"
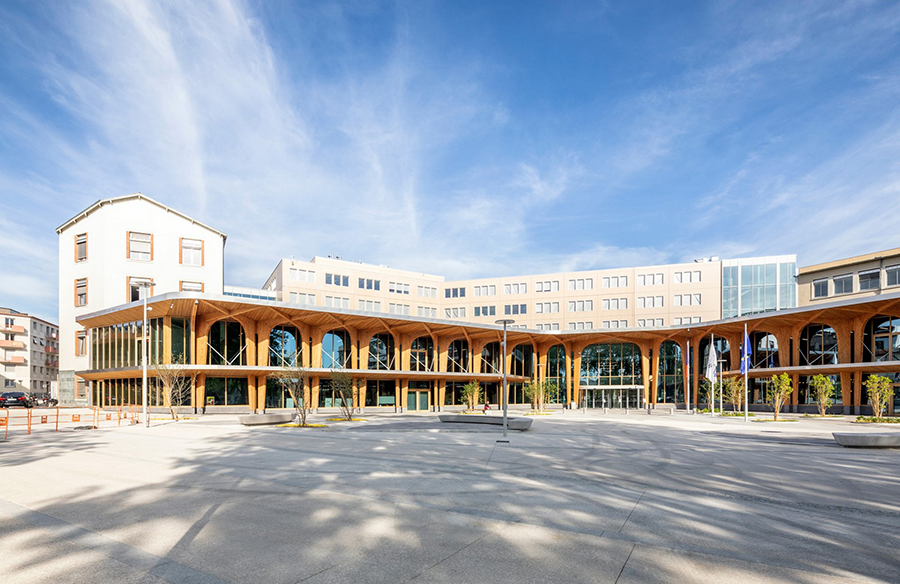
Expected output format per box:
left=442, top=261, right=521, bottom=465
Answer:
left=1, top=410, right=899, bottom=583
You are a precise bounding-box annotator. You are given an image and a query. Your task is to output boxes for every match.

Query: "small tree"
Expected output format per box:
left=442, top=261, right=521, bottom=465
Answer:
left=724, top=376, right=745, bottom=413
left=699, top=378, right=716, bottom=412
left=269, top=366, right=311, bottom=427
left=865, top=375, right=894, bottom=420
left=331, top=370, right=356, bottom=421
left=808, top=374, right=835, bottom=417
left=767, top=373, right=793, bottom=421
left=460, top=380, right=482, bottom=411
left=152, top=354, right=198, bottom=420
left=523, top=380, right=556, bottom=412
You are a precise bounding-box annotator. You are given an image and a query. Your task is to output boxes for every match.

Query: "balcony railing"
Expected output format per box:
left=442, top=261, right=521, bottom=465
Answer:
left=0, top=355, right=26, bottom=365
left=0, top=324, right=26, bottom=334
left=45, top=346, right=59, bottom=354
left=0, top=340, right=26, bottom=350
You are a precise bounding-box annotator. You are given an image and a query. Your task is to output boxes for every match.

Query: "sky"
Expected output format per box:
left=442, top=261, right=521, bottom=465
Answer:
left=2, top=0, right=900, bottom=324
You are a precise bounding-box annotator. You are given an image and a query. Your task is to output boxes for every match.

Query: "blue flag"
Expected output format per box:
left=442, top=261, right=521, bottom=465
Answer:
left=740, top=331, right=751, bottom=375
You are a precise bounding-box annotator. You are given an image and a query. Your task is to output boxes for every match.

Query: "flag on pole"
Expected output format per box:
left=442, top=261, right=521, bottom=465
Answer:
left=740, top=330, right=752, bottom=375
left=705, top=342, right=717, bottom=383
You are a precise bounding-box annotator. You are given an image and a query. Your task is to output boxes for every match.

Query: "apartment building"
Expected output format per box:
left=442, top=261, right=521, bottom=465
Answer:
left=56, top=194, right=227, bottom=405
left=0, top=307, right=59, bottom=395
left=798, top=247, right=900, bottom=306
left=266, top=255, right=797, bottom=330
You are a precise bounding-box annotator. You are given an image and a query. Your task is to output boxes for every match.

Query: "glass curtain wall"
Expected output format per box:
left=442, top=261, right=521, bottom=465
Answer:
left=657, top=341, right=684, bottom=404
left=207, top=321, right=247, bottom=366
left=480, top=342, right=501, bottom=374
left=410, top=337, right=434, bottom=371
left=322, top=330, right=351, bottom=369
left=269, top=325, right=300, bottom=367
left=580, top=343, right=642, bottom=386
left=546, top=344, right=567, bottom=403
left=748, top=332, right=778, bottom=403
left=799, top=324, right=839, bottom=366
left=447, top=340, right=469, bottom=373
left=90, top=318, right=163, bottom=370
left=171, top=318, right=191, bottom=363
left=862, top=315, right=900, bottom=411
left=368, top=333, right=395, bottom=370
left=366, top=380, right=396, bottom=406
left=94, top=378, right=161, bottom=407
left=204, top=377, right=248, bottom=406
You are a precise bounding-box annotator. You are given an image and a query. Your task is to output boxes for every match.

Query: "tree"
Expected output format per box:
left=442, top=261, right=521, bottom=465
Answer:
left=724, top=376, right=745, bottom=413
left=460, top=380, right=482, bottom=411
left=699, top=378, right=717, bottom=412
left=523, top=380, right=557, bottom=412
left=269, top=366, right=312, bottom=427
left=767, top=373, right=793, bottom=421
left=865, top=375, right=894, bottom=420
left=808, top=374, right=835, bottom=417
left=152, top=354, right=198, bottom=420
left=331, top=370, right=356, bottom=421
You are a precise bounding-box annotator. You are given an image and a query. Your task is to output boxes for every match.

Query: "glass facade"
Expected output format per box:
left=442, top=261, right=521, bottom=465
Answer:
left=205, top=377, right=248, bottom=406
left=656, top=341, right=684, bottom=404
left=546, top=344, right=567, bottom=403
left=722, top=258, right=796, bottom=319
left=93, top=377, right=162, bottom=407
left=269, top=325, right=300, bottom=367
left=322, top=330, right=351, bottom=368
left=580, top=343, right=642, bottom=386
left=481, top=342, right=501, bottom=374
left=446, top=340, right=469, bottom=373
left=799, top=324, right=838, bottom=366
left=90, top=318, right=164, bottom=370
left=368, top=333, right=395, bottom=370
left=410, top=337, right=434, bottom=371
left=366, top=380, right=396, bottom=406
left=208, top=321, right=247, bottom=366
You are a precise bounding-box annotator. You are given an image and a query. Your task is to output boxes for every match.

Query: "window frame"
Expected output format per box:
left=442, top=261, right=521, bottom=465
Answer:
left=179, top=237, right=205, bottom=267
left=75, top=278, right=88, bottom=307
left=127, top=231, right=154, bottom=261
left=74, top=233, right=88, bottom=262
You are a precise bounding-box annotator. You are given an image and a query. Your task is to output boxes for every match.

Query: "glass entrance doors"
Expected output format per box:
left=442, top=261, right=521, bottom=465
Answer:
left=582, top=387, right=641, bottom=409
left=407, top=391, right=429, bottom=411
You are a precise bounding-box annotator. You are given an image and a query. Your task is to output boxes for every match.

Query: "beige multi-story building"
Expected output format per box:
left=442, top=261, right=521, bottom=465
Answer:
left=265, top=255, right=793, bottom=330
left=798, top=247, right=900, bottom=306
left=0, top=307, right=59, bottom=396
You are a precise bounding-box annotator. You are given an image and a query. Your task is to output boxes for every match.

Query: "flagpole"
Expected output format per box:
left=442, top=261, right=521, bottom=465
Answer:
left=710, top=332, right=715, bottom=416
left=744, top=323, right=749, bottom=423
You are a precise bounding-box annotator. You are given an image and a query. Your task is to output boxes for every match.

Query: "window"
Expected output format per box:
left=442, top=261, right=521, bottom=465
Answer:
left=599, top=276, right=623, bottom=289
left=388, top=303, right=410, bottom=315
left=358, top=300, right=382, bottom=312
left=536, top=323, right=560, bottom=331
left=128, top=277, right=154, bottom=302
left=601, top=320, right=628, bottom=329
left=444, top=307, right=466, bottom=319
left=75, top=278, right=88, bottom=307
left=444, top=287, right=465, bottom=298
left=325, top=296, right=350, bottom=309
left=326, top=274, right=350, bottom=287
left=567, top=321, right=593, bottom=330
left=389, top=282, right=410, bottom=294
left=417, top=306, right=437, bottom=318
left=859, top=269, right=880, bottom=291
left=474, top=306, right=496, bottom=317
left=535, top=302, right=559, bottom=314
left=289, top=268, right=316, bottom=283
left=4, top=380, right=14, bottom=388
left=75, top=331, right=87, bottom=357
left=504, top=304, right=527, bottom=315
left=833, top=274, right=852, bottom=295
left=180, top=238, right=203, bottom=266
left=75, top=234, right=87, bottom=262
left=504, top=283, right=526, bottom=294
left=637, top=296, right=664, bottom=308
left=813, top=278, right=828, bottom=298
left=473, top=285, right=496, bottom=296
left=128, top=232, right=152, bottom=261
left=535, top=280, right=559, bottom=293
left=289, top=292, right=315, bottom=305
left=887, top=265, right=900, bottom=287
left=567, top=300, right=593, bottom=312
left=180, top=281, right=203, bottom=293
left=356, top=278, right=381, bottom=291
left=637, top=273, right=664, bottom=286
left=418, top=286, right=437, bottom=297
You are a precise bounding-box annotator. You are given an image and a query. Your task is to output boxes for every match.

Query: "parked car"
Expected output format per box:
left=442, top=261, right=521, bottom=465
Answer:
left=33, top=393, right=58, bottom=407
left=0, top=392, right=36, bottom=408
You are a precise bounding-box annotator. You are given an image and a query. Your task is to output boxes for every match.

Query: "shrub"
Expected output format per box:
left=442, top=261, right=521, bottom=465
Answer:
left=865, top=375, right=894, bottom=420
left=808, top=374, right=835, bottom=417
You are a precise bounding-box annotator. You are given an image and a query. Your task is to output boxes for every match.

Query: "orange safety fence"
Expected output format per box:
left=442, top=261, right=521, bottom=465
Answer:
left=0, top=405, right=139, bottom=439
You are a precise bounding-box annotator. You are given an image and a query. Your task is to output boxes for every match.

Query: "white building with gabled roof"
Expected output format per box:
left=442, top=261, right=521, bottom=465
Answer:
left=56, top=193, right=226, bottom=405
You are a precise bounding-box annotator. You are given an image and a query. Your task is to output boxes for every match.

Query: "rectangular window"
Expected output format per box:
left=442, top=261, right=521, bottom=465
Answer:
left=326, top=274, right=333, bottom=285
left=129, top=277, right=154, bottom=302
left=813, top=278, right=828, bottom=298
left=833, top=274, right=852, bottom=295
left=75, top=278, right=88, bottom=307
left=289, top=268, right=315, bottom=282
left=128, top=232, right=152, bottom=261
left=887, top=265, right=900, bottom=287
left=289, top=292, right=315, bottom=305
left=859, top=269, right=880, bottom=291
left=358, top=300, right=382, bottom=312
left=180, top=281, right=203, bottom=292
left=637, top=274, right=645, bottom=286
left=75, top=331, right=87, bottom=357
left=418, top=306, right=437, bottom=318
left=75, top=233, right=87, bottom=262
left=418, top=286, right=437, bottom=297
left=180, top=238, right=203, bottom=266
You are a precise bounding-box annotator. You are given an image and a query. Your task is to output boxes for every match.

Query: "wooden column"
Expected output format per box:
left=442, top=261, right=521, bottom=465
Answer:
left=311, top=328, right=323, bottom=369
left=680, top=340, right=690, bottom=408
left=640, top=342, right=651, bottom=407
left=311, top=376, right=320, bottom=412
left=248, top=376, right=258, bottom=413
left=573, top=351, right=582, bottom=408
left=163, top=316, right=172, bottom=364
left=650, top=341, right=661, bottom=405
left=196, top=374, right=206, bottom=412
left=400, top=378, right=410, bottom=413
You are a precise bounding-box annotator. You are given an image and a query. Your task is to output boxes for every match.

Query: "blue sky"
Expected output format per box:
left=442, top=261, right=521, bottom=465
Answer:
left=2, top=0, right=900, bottom=323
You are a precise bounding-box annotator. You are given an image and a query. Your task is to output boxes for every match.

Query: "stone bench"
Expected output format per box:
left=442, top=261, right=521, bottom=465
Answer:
left=832, top=433, right=900, bottom=448
left=239, top=413, right=294, bottom=426
left=438, top=414, right=533, bottom=431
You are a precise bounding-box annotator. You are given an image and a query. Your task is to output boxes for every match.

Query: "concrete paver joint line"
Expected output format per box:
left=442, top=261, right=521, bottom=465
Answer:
left=619, top=490, right=646, bottom=533
left=614, top=544, right=636, bottom=584
left=0, top=498, right=229, bottom=584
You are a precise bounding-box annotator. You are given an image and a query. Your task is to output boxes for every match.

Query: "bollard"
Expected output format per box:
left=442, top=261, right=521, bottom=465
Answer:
left=27, top=408, right=32, bottom=435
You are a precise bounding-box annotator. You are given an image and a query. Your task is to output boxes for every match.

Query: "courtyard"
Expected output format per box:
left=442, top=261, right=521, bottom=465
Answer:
left=1, top=411, right=898, bottom=583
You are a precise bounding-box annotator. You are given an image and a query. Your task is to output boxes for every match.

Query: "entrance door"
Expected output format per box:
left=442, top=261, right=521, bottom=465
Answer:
left=407, top=391, right=429, bottom=411
left=893, top=382, right=900, bottom=416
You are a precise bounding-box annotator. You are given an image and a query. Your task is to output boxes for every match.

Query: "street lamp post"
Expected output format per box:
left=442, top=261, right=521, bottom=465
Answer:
left=495, top=318, right=515, bottom=438
left=141, top=282, right=156, bottom=428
